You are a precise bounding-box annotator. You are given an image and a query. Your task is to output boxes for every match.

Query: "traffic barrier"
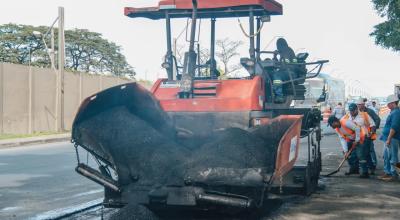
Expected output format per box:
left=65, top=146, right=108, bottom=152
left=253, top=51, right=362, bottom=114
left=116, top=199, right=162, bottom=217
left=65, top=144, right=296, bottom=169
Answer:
left=379, top=106, right=390, bottom=116
left=322, top=109, right=332, bottom=123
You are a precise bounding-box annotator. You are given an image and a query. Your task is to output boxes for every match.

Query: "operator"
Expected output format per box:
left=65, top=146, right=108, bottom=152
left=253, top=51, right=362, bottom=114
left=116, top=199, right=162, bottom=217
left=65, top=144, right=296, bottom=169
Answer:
left=369, top=101, right=379, bottom=114
left=356, top=98, right=380, bottom=175
left=272, top=38, right=296, bottom=103
left=344, top=102, right=375, bottom=178
left=327, top=110, right=366, bottom=177
left=206, top=59, right=220, bottom=78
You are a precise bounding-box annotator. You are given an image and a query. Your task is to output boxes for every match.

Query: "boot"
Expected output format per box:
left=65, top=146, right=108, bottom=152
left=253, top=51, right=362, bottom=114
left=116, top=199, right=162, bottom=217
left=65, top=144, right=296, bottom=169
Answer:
left=369, top=167, right=376, bottom=175
left=345, top=168, right=359, bottom=175
left=274, top=96, right=285, bottom=103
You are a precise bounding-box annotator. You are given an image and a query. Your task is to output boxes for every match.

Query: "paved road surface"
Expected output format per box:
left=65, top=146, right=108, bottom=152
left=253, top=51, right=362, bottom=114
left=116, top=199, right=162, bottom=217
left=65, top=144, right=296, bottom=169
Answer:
left=0, top=142, right=102, bottom=220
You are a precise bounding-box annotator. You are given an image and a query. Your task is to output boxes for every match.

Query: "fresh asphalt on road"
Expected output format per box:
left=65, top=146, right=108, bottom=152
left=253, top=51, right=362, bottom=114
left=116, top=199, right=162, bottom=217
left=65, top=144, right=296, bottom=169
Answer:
left=0, top=142, right=102, bottom=220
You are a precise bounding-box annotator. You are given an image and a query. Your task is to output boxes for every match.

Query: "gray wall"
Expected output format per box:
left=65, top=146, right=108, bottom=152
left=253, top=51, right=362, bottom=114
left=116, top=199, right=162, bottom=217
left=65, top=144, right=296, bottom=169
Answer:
left=0, top=62, right=132, bottom=134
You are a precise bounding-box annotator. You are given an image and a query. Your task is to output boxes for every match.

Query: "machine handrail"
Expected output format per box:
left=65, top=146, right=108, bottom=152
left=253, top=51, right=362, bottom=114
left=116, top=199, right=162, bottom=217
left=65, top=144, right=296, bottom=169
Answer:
left=280, top=60, right=328, bottom=85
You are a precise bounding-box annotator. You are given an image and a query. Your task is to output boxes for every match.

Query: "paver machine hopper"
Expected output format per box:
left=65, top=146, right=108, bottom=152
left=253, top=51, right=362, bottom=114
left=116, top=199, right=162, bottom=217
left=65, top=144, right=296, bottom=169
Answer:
left=71, top=0, right=328, bottom=218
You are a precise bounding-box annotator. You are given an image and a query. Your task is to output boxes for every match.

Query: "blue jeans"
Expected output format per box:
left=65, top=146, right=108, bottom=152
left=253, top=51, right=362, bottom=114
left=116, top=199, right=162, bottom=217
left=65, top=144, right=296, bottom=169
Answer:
left=367, top=140, right=377, bottom=169
left=383, top=138, right=399, bottom=176
left=347, top=140, right=370, bottom=174
left=357, top=140, right=370, bottom=174
left=347, top=149, right=358, bottom=170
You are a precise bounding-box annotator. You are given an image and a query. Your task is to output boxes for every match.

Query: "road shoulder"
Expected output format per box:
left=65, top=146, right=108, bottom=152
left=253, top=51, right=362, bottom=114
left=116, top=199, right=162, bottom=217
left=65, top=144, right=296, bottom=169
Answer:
left=0, top=133, right=70, bottom=149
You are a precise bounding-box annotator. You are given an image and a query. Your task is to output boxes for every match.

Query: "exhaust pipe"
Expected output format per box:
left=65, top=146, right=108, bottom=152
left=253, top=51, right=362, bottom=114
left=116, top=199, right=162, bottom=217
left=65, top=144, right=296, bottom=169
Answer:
left=75, top=163, right=121, bottom=192
left=179, top=0, right=198, bottom=97
left=197, top=193, right=254, bottom=209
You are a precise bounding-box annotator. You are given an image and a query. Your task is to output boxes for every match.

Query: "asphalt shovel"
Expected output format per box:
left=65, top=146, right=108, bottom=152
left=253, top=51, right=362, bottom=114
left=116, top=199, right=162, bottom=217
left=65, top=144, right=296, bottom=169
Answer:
left=325, top=143, right=357, bottom=177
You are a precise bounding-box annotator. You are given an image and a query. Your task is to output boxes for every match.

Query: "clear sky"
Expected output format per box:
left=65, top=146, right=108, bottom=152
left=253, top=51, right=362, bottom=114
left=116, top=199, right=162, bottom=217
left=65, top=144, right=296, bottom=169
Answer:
left=0, top=0, right=399, bottom=97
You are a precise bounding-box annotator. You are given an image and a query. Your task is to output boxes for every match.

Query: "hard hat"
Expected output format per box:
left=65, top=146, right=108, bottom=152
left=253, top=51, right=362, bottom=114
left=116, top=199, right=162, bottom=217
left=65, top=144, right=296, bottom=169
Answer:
left=327, top=115, right=339, bottom=127
left=349, top=103, right=358, bottom=112
left=386, top=94, right=399, bottom=104
left=356, top=98, right=365, bottom=105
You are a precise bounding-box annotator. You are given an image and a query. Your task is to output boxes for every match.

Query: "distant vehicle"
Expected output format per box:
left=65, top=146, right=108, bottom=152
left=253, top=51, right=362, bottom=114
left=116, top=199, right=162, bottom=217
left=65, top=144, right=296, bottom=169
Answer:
left=395, top=84, right=400, bottom=99
left=293, top=73, right=345, bottom=111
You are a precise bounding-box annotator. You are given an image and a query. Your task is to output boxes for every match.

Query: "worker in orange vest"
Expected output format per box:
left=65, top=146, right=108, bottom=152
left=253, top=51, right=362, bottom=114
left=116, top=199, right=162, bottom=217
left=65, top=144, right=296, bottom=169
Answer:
left=345, top=103, right=374, bottom=178
left=356, top=98, right=380, bottom=175
left=328, top=103, right=370, bottom=178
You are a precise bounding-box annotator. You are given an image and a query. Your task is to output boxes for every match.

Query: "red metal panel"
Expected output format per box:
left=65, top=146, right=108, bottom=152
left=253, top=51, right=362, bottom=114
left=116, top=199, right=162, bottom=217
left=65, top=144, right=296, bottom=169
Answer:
left=125, top=0, right=282, bottom=18
left=150, top=76, right=265, bottom=112
left=272, top=115, right=303, bottom=179
left=158, top=0, right=282, bottom=12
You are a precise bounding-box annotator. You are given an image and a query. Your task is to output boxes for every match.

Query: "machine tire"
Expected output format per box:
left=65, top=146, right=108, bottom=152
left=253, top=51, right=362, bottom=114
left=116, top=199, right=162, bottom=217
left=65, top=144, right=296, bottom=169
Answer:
left=109, top=203, right=159, bottom=220
left=318, top=151, right=322, bottom=174
left=303, top=165, right=313, bottom=196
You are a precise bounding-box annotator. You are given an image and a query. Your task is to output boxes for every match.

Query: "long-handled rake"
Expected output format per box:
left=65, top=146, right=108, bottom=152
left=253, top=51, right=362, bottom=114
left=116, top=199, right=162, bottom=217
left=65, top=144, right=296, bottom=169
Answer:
left=325, top=143, right=356, bottom=177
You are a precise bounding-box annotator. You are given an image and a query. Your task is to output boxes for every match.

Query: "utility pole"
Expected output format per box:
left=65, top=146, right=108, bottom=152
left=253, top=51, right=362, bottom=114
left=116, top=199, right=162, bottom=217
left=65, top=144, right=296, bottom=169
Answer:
left=58, top=7, right=65, bottom=132
left=51, top=28, right=55, bottom=69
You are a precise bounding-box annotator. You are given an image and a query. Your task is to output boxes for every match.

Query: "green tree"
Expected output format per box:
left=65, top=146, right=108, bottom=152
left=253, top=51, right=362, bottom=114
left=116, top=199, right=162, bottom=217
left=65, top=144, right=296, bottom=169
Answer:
left=371, top=0, right=400, bottom=51
left=0, top=24, right=48, bottom=65
left=0, top=24, right=135, bottom=77
left=64, top=29, right=134, bottom=76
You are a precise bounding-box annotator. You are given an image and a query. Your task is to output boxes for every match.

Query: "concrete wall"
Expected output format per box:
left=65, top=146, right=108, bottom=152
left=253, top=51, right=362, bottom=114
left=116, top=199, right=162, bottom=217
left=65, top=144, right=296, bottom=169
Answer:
left=0, top=62, right=132, bottom=134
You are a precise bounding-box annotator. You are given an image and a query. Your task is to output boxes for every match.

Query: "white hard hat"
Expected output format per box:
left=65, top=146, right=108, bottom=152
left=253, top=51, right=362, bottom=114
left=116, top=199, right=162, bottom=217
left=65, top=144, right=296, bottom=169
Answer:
left=387, top=94, right=399, bottom=104
left=356, top=98, right=365, bottom=105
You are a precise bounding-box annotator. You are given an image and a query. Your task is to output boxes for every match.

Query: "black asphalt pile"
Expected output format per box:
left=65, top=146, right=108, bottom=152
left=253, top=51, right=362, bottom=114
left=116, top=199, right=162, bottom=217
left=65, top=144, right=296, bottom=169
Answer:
left=76, top=107, right=287, bottom=188
left=185, top=127, right=279, bottom=175
left=76, top=106, right=191, bottom=187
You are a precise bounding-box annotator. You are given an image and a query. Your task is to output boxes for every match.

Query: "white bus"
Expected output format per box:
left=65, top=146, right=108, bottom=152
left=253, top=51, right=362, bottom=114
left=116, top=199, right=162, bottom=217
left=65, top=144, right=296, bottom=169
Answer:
left=293, top=73, right=345, bottom=110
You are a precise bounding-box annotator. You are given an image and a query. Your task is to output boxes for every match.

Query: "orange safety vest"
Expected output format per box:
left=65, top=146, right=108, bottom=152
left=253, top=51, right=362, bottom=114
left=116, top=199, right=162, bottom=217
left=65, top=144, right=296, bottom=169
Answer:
left=335, top=117, right=365, bottom=143
left=342, top=112, right=376, bottom=140
left=360, top=112, right=377, bottom=140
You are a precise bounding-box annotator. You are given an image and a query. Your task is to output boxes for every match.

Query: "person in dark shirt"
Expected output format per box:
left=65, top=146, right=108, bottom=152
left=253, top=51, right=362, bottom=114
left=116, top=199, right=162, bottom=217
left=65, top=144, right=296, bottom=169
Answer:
left=357, top=98, right=381, bottom=174
left=206, top=59, right=220, bottom=78
left=379, top=94, right=400, bottom=181
left=272, top=38, right=296, bottom=103
left=276, top=38, right=296, bottom=63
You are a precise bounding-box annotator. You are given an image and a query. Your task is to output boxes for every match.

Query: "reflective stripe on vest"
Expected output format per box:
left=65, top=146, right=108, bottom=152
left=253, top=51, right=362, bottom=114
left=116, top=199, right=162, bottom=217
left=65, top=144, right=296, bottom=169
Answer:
left=335, top=118, right=365, bottom=143
left=343, top=113, right=370, bottom=141
left=360, top=112, right=377, bottom=140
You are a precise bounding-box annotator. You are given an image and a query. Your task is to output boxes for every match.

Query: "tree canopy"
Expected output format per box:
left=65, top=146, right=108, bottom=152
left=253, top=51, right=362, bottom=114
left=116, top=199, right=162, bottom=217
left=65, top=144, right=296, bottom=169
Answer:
left=0, top=23, right=135, bottom=77
left=371, top=0, right=400, bottom=51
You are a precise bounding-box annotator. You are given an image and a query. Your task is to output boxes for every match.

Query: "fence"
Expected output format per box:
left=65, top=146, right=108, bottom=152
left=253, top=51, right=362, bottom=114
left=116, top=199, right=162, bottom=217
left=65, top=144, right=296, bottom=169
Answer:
left=0, top=62, right=132, bottom=134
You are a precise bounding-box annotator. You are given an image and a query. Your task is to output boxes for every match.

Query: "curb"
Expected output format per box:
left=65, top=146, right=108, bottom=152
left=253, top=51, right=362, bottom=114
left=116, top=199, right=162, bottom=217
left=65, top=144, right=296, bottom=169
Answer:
left=0, top=134, right=71, bottom=149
